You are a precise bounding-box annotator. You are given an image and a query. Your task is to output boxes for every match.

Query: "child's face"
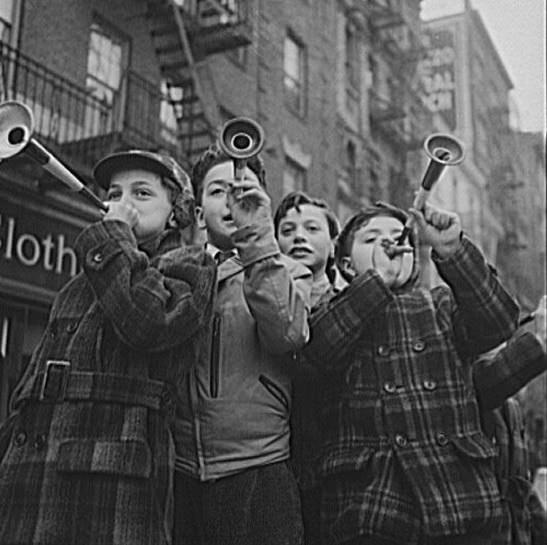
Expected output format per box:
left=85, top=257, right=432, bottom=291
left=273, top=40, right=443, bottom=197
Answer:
left=277, top=204, right=333, bottom=278
left=346, top=215, right=414, bottom=287
left=196, top=160, right=260, bottom=250
left=106, top=168, right=172, bottom=242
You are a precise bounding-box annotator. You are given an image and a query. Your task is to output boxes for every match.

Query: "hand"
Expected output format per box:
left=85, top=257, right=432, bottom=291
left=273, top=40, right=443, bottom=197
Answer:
left=409, top=204, right=462, bottom=258
left=372, top=240, right=401, bottom=288
left=227, top=180, right=272, bottom=228
left=102, top=201, right=139, bottom=229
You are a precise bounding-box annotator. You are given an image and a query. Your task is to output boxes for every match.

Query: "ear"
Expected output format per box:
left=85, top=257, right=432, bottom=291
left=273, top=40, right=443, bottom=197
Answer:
left=195, top=205, right=206, bottom=231
left=329, top=239, right=335, bottom=259
left=339, top=256, right=356, bottom=279
left=167, top=211, right=178, bottom=228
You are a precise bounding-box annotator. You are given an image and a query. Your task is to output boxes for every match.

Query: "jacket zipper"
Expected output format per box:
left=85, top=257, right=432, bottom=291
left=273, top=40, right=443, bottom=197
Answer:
left=209, top=313, right=221, bottom=398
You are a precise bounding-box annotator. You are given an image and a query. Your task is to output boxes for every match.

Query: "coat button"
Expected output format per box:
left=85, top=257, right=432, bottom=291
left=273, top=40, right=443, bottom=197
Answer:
left=66, top=322, right=78, bottom=333
left=395, top=434, right=408, bottom=447
left=377, top=345, right=390, bottom=356
left=383, top=382, right=397, bottom=393
left=423, top=380, right=437, bottom=391
left=92, top=252, right=103, bottom=263
left=14, top=431, right=27, bottom=447
left=412, top=340, right=426, bottom=352
left=436, top=433, right=449, bottom=446
left=33, top=434, right=47, bottom=451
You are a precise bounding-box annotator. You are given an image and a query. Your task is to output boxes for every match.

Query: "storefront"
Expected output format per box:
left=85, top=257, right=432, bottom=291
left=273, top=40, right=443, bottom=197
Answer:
left=0, top=174, right=93, bottom=422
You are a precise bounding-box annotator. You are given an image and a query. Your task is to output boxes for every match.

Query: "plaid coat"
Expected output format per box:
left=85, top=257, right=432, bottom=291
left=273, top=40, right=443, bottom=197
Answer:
left=0, top=220, right=215, bottom=545
left=303, top=236, right=519, bottom=544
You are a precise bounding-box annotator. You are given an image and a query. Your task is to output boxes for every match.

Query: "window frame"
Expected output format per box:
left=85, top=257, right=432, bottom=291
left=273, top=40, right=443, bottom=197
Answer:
left=283, top=30, right=307, bottom=118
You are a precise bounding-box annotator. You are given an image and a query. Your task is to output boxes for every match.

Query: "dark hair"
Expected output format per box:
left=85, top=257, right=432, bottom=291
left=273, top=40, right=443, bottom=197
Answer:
left=335, top=201, right=413, bottom=279
left=274, top=191, right=339, bottom=239
left=274, top=191, right=340, bottom=285
left=191, top=143, right=266, bottom=204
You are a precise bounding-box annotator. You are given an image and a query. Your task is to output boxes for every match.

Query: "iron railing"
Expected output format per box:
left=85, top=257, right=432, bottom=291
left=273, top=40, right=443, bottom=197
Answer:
left=0, top=40, right=183, bottom=174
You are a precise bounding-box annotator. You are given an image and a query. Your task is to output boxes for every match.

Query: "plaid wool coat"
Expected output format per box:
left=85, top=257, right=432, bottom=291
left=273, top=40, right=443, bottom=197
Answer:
left=0, top=220, right=215, bottom=545
left=303, top=236, right=519, bottom=544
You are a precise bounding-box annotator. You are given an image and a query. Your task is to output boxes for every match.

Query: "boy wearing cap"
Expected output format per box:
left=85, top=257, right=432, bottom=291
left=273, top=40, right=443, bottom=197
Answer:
left=0, top=150, right=216, bottom=545
left=172, top=144, right=311, bottom=545
left=303, top=202, right=519, bottom=545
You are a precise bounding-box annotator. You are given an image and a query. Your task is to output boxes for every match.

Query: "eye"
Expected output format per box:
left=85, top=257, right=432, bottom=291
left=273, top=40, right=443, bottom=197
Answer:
left=210, top=187, right=226, bottom=196
left=307, top=225, right=320, bottom=233
left=135, top=188, right=152, bottom=198
left=106, top=190, right=121, bottom=201
left=280, top=227, right=294, bottom=237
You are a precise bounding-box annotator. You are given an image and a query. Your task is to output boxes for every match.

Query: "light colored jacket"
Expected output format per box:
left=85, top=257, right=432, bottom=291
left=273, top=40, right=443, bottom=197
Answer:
left=174, top=220, right=312, bottom=480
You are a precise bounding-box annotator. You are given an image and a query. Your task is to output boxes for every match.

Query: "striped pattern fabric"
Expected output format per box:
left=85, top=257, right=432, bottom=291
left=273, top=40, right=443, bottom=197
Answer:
left=0, top=221, right=216, bottom=545
left=303, top=236, right=519, bottom=544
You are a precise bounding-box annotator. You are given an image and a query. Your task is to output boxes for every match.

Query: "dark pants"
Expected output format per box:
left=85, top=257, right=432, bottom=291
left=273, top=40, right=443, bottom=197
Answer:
left=173, top=461, right=304, bottom=545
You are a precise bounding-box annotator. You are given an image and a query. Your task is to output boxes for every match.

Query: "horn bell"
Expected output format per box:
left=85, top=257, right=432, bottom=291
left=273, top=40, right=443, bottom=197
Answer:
left=219, top=117, right=265, bottom=160
left=424, top=133, right=465, bottom=166
left=0, top=101, right=34, bottom=160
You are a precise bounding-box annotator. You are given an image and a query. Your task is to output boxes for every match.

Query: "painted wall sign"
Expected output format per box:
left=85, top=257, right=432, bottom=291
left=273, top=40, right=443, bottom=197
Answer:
left=420, top=26, right=458, bottom=130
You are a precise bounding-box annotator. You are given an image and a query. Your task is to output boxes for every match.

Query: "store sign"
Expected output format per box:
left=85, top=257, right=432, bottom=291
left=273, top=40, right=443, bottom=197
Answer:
left=0, top=198, right=81, bottom=295
left=420, top=26, right=457, bottom=130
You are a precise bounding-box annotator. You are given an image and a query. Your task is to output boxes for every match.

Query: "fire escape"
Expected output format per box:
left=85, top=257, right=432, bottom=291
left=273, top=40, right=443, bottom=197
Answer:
left=346, top=0, right=432, bottom=207
left=145, top=0, right=253, bottom=168
left=364, top=0, right=431, bottom=149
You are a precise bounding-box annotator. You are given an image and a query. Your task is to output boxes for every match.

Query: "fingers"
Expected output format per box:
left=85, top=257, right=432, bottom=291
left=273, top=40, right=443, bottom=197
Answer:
left=411, top=205, right=458, bottom=231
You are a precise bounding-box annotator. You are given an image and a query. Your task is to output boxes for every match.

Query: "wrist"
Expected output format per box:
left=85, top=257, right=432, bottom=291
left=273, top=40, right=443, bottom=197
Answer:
left=432, top=234, right=463, bottom=259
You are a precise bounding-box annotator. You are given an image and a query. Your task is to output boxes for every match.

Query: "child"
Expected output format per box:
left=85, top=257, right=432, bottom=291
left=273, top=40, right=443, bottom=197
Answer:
left=275, top=190, right=341, bottom=307
left=474, top=296, right=547, bottom=545
left=303, top=201, right=519, bottom=545
left=172, top=144, right=311, bottom=545
left=0, top=150, right=216, bottom=545
left=274, top=190, right=341, bottom=545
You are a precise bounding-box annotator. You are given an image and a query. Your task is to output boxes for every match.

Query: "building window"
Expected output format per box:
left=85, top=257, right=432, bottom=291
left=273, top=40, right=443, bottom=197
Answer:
left=284, top=32, right=306, bottom=116
left=86, top=20, right=129, bottom=106
left=283, top=156, right=307, bottom=194
left=345, top=23, right=359, bottom=91
left=345, top=141, right=358, bottom=193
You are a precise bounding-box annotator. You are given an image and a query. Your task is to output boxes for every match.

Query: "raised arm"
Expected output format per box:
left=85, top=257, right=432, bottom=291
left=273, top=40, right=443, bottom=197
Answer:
left=234, top=220, right=312, bottom=353
left=434, top=236, right=519, bottom=356
left=473, top=330, right=546, bottom=411
left=78, top=220, right=215, bottom=351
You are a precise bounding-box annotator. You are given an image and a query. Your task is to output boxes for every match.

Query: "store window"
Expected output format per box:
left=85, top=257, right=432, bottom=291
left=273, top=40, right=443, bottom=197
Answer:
left=283, top=156, right=307, bottom=194
left=0, top=301, right=49, bottom=423
left=284, top=32, right=306, bottom=116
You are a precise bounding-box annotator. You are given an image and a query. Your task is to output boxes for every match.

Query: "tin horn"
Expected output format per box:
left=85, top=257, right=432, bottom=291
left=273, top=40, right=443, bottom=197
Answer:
left=0, top=100, right=107, bottom=211
left=218, top=117, right=265, bottom=181
left=397, top=133, right=465, bottom=245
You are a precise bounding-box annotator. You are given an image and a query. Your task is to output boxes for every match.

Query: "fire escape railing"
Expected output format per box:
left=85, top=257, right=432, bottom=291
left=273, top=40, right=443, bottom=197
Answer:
left=0, top=40, right=184, bottom=175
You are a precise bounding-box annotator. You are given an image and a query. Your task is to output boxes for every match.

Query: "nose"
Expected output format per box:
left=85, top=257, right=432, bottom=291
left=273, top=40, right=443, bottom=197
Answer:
left=293, top=226, right=307, bottom=242
left=380, top=234, right=395, bottom=245
left=118, top=191, right=132, bottom=206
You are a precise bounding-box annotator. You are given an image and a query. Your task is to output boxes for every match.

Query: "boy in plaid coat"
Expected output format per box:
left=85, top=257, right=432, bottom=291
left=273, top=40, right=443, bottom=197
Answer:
left=303, top=201, right=519, bottom=545
left=0, top=150, right=216, bottom=545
